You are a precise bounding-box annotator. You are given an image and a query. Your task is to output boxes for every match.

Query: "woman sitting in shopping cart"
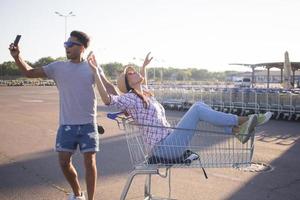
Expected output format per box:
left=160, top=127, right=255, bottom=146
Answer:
left=87, top=52, right=271, bottom=160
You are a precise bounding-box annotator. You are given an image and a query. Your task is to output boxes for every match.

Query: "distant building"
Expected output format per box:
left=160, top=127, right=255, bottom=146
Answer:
left=228, top=70, right=300, bottom=83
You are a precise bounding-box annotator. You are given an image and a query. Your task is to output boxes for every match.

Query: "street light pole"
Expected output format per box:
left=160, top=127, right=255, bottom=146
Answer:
left=54, top=11, right=76, bottom=41
left=154, top=58, right=165, bottom=83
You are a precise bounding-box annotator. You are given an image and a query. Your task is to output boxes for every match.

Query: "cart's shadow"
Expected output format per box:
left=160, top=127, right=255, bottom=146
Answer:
left=226, top=120, right=300, bottom=200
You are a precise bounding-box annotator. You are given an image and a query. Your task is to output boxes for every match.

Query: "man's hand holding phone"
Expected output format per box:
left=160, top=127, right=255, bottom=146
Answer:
left=9, top=35, right=22, bottom=58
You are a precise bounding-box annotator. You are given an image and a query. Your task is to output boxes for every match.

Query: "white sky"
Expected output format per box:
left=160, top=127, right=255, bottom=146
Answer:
left=1, top=0, right=300, bottom=71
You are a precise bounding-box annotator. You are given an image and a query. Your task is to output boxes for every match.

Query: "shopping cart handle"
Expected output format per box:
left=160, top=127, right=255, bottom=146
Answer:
left=107, top=111, right=124, bottom=120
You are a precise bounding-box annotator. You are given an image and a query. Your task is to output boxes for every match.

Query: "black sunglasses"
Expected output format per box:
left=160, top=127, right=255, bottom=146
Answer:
left=64, top=41, right=82, bottom=48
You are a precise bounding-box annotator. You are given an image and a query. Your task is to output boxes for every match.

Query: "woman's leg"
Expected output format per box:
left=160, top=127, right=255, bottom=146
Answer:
left=169, top=101, right=238, bottom=141
left=178, top=101, right=238, bottom=129
left=153, top=101, right=239, bottom=159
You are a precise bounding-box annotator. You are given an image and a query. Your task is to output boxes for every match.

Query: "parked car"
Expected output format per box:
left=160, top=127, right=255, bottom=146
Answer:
left=234, top=77, right=251, bottom=88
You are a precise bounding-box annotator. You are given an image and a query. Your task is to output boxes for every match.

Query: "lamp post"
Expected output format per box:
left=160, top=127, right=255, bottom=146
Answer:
left=54, top=11, right=76, bottom=41
left=160, top=59, right=165, bottom=84
left=154, top=58, right=165, bottom=84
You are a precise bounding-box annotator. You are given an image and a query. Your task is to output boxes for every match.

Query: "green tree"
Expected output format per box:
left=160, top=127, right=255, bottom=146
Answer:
left=190, top=69, right=208, bottom=80
left=0, top=61, right=21, bottom=76
left=101, top=62, right=123, bottom=79
left=176, top=70, right=191, bottom=81
left=55, top=56, right=66, bottom=61
left=33, top=57, right=55, bottom=68
left=0, top=57, right=239, bottom=81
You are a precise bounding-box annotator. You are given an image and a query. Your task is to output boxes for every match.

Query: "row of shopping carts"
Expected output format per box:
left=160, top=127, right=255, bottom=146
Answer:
left=152, top=87, right=300, bottom=121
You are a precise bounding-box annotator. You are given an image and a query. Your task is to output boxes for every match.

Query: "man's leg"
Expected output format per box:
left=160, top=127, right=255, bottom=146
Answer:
left=58, top=152, right=82, bottom=197
left=83, top=152, right=97, bottom=200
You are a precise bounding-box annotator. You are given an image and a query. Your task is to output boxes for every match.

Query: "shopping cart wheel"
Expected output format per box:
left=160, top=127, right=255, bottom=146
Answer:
left=97, top=125, right=104, bottom=134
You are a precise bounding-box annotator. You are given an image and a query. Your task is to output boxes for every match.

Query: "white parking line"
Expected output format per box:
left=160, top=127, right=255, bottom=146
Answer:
left=19, top=99, right=44, bottom=103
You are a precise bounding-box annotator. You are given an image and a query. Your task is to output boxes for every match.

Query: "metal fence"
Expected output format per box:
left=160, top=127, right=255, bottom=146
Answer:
left=153, top=87, right=300, bottom=121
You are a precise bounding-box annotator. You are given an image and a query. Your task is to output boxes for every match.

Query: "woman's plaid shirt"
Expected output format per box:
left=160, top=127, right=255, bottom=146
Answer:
left=110, top=92, right=171, bottom=147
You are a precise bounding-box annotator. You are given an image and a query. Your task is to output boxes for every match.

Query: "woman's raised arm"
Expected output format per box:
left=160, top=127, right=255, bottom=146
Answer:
left=87, top=52, right=111, bottom=105
left=141, top=52, right=153, bottom=86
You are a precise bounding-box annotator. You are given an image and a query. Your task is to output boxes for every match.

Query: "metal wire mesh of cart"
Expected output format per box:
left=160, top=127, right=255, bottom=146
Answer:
left=122, top=120, right=255, bottom=170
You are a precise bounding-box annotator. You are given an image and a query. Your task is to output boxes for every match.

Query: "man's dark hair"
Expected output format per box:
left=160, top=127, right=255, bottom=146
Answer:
left=70, top=30, right=90, bottom=48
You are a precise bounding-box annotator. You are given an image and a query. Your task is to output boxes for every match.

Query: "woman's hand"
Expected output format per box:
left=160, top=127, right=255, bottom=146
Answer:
left=142, top=52, right=153, bottom=68
left=88, top=51, right=111, bottom=104
left=87, top=51, right=99, bottom=74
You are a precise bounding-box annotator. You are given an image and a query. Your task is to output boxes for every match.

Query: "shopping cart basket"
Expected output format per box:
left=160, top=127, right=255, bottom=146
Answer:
left=107, top=112, right=255, bottom=200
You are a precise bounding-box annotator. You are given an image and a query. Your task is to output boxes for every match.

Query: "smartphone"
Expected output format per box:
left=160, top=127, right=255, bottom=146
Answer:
left=14, top=35, right=22, bottom=46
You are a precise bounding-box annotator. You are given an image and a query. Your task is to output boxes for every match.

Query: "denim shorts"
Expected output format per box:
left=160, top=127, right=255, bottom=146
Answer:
left=55, top=123, right=99, bottom=153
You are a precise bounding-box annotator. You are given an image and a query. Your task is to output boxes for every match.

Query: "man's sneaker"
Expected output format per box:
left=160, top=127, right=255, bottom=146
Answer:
left=254, top=112, right=272, bottom=126
left=68, top=192, right=86, bottom=200
left=235, top=115, right=257, bottom=144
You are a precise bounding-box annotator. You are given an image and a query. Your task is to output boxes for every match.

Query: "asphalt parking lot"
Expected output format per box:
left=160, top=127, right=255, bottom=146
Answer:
left=0, top=86, right=299, bottom=200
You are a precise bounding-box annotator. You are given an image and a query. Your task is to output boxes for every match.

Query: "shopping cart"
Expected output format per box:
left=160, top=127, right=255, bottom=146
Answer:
left=107, top=112, right=255, bottom=200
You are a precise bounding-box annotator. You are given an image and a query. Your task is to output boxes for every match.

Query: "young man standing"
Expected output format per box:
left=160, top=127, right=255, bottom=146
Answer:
left=9, top=30, right=117, bottom=200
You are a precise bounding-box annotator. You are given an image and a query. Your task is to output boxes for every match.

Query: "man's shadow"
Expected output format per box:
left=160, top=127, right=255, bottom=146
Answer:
left=0, top=133, right=131, bottom=193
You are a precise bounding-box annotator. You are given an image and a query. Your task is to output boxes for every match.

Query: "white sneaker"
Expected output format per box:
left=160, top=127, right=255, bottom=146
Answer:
left=68, top=192, right=86, bottom=200
left=255, top=112, right=272, bottom=126
left=235, top=114, right=257, bottom=144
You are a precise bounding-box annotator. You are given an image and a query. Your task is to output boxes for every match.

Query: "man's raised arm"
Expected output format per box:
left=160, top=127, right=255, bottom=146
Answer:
left=9, top=43, right=47, bottom=78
